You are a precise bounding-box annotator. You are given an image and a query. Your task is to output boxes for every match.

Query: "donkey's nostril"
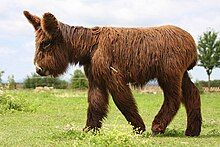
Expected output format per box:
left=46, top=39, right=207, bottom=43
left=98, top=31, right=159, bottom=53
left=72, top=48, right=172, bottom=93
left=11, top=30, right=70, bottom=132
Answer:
left=36, top=67, right=43, bottom=74
left=36, top=67, right=50, bottom=76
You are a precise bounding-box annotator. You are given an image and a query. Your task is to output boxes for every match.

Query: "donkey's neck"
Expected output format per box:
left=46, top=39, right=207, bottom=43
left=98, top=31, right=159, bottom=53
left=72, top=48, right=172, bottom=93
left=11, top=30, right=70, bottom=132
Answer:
left=59, top=22, right=100, bottom=65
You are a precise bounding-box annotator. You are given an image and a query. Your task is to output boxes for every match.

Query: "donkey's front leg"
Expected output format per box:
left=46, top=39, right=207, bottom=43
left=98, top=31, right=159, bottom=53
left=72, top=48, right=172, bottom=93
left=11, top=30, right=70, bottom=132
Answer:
left=107, top=71, right=145, bottom=134
left=83, top=81, right=109, bottom=133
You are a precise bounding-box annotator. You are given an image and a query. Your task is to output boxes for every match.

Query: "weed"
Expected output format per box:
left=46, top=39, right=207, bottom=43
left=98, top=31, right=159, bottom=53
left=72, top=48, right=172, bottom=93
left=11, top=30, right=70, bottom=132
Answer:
left=0, top=92, right=36, bottom=114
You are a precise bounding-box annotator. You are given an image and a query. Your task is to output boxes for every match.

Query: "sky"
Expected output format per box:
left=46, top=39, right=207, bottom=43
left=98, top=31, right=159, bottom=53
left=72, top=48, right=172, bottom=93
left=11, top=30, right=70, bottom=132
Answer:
left=0, top=0, right=220, bottom=82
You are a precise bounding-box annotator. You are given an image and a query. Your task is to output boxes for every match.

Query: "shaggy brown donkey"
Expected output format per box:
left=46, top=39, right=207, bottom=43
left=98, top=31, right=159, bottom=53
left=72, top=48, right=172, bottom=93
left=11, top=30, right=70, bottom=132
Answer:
left=24, top=11, right=202, bottom=136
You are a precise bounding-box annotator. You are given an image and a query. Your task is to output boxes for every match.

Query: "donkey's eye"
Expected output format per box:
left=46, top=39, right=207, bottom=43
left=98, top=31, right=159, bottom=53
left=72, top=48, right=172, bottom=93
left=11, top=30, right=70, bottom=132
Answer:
left=40, top=40, right=52, bottom=51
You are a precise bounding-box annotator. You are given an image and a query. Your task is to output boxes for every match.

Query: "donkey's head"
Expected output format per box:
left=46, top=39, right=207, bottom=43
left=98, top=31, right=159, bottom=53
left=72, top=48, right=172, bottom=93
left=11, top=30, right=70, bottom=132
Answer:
left=24, top=11, right=69, bottom=77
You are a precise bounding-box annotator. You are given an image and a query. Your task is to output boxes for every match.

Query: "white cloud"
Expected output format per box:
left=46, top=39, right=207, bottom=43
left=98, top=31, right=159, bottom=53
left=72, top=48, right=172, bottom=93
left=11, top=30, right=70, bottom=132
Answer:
left=0, top=47, right=16, bottom=56
left=1, top=0, right=220, bottom=35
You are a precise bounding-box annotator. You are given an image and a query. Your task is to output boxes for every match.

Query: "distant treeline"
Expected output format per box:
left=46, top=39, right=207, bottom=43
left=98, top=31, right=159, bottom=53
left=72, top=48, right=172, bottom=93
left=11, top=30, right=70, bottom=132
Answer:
left=23, top=74, right=69, bottom=89
left=23, top=75, right=220, bottom=90
left=2, top=71, right=220, bottom=90
left=23, top=70, right=88, bottom=89
left=196, top=80, right=220, bottom=87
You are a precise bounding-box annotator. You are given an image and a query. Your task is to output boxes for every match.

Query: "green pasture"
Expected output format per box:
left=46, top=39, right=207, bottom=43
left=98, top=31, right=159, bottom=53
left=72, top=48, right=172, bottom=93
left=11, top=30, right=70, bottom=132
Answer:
left=0, top=89, right=219, bottom=146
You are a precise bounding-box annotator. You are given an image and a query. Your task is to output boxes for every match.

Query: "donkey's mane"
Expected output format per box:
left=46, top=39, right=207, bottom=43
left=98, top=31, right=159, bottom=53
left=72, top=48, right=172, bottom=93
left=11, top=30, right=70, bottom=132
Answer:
left=58, top=23, right=101, bottom=65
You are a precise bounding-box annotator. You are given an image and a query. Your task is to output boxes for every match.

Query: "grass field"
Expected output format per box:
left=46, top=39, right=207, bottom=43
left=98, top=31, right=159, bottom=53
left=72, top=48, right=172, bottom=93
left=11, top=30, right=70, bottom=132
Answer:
left=0, top=89, right=219, bottom=146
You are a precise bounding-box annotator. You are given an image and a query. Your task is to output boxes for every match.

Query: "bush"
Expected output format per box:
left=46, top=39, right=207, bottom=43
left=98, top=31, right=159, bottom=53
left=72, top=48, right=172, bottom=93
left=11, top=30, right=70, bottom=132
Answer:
left=0, top=92, right=35, bottom=114
left=195, top=81, right=204, bottom=94
left=23, top=73, right=68, bottom=89
left=71, top=69, right=88, bottom=89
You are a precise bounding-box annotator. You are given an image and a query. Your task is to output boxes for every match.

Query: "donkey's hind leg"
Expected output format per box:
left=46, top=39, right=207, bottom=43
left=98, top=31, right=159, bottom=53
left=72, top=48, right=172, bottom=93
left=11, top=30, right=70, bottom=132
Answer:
left=181, top=72, right=202, bottom=136
left=152, top=74, right=182, bottom=135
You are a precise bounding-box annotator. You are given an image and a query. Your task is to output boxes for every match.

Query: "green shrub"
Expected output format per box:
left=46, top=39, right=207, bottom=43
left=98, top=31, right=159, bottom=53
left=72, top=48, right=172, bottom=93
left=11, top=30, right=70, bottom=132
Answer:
left=71, top=69, right=88, bottom=89
left=23, top=73, right=68, bottom=89
left=0, top=92, right=36, bottom=114
left=195, top=81, right=204, bottom=94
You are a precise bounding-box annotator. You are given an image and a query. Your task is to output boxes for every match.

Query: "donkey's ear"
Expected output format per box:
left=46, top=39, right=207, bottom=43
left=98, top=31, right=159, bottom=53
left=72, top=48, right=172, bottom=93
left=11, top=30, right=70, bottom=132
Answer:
left=23, top=11, right=41, bottom=30
left=41, top=12, right=61, bottom=38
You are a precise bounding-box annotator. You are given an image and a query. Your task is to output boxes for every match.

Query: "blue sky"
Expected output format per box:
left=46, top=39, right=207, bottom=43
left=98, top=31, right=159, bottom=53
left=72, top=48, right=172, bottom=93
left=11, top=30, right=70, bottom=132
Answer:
left=0, top=0, right=220, bottom=82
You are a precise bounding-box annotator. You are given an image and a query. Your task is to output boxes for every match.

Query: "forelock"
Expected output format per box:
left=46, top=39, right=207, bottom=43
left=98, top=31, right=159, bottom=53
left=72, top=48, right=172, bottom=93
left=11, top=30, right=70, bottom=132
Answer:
left=35, top=28, right=48, bottom=43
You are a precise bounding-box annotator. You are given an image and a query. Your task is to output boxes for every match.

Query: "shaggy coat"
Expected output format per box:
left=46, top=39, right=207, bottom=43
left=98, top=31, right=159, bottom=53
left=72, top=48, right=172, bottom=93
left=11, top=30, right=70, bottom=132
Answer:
left=24, top=11, right=202, bottom=136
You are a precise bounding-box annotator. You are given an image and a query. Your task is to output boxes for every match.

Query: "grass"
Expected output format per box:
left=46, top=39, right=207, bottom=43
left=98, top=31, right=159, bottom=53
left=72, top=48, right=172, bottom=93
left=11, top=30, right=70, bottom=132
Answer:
left=0, top=89, right=219, bottom=146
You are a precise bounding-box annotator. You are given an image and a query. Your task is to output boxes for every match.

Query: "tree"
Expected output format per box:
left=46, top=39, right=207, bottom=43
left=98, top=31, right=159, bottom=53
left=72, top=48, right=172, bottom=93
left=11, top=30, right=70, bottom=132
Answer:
left=198, top=30, right=220, bottom=91
left=71, top=69, right=88, bottom=89
left=23, top=73, right=68, bottom=89
left=0, top=70, right=4, bottom=84
left=0, top=70, right=4, bottom=89
left=7, top=75, right=16, bottom=90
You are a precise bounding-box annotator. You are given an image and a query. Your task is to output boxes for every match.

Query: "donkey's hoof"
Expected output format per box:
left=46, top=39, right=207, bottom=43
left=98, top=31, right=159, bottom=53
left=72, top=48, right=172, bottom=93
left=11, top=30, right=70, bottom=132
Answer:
left=83, top=126, right=100, bottom=135
left=185, top=128, right=200, bottom=137
left=151, top=124, right=165, bottom=136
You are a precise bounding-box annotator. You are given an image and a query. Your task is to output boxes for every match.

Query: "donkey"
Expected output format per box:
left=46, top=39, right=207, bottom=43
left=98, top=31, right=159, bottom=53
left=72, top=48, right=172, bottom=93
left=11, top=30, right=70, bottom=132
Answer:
left=24, top=11, right=202, bottom=136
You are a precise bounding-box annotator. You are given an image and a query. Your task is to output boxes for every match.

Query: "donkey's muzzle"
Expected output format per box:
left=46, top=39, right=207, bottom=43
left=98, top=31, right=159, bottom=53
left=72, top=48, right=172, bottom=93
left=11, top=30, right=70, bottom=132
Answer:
left=36, top=67, right=50, bottom=76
